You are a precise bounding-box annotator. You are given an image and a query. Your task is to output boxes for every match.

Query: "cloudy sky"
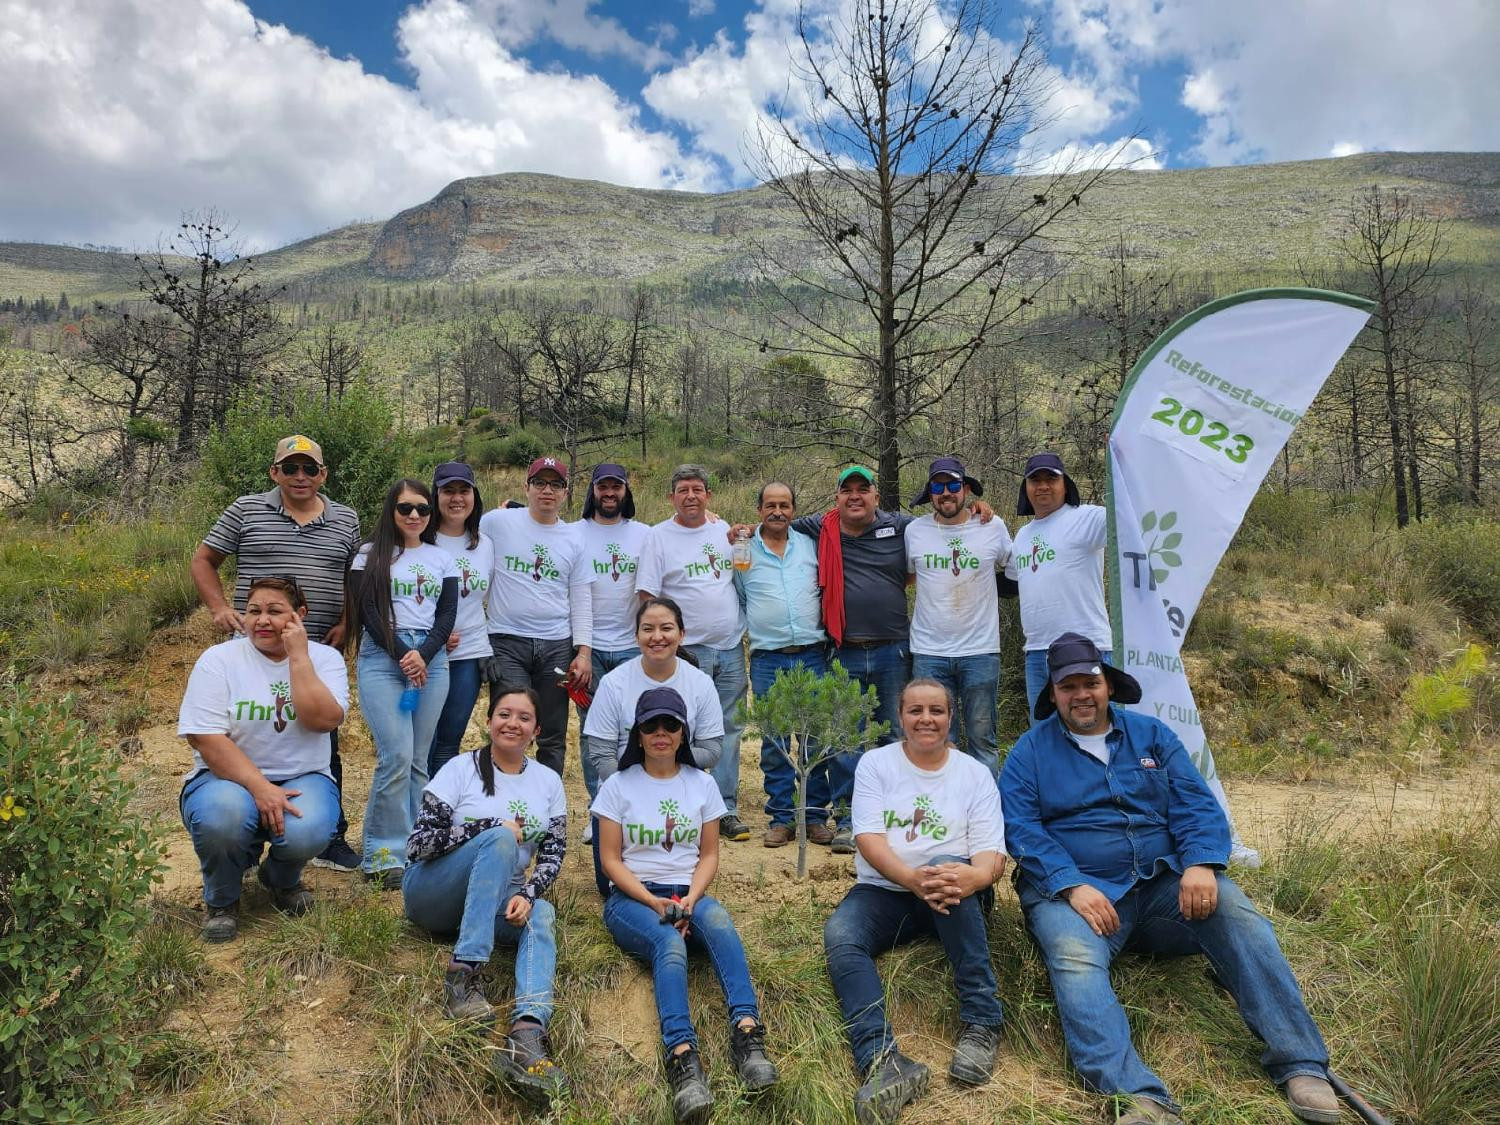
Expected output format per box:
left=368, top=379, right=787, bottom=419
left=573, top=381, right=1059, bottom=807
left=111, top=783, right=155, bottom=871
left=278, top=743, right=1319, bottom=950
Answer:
left=2, top=0, right=1496, bottom=251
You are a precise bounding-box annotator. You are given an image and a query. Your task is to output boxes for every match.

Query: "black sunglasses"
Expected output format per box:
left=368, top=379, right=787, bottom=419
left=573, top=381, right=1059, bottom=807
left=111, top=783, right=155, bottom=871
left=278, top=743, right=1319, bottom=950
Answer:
left=395, top=502, right=432, bottom=517
left=929, top=479, right=964, bottom=494
left=639, top=716, right=683, bottom=734
left=277, top=461, right=323, bottom=477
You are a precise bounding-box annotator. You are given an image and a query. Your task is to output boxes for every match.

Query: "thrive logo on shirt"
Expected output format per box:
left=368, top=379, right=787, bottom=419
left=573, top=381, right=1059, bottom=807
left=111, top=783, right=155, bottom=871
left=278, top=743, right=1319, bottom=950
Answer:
left=463, top=798, right=548, bottom=843
left=682, top=544, right=729, bottom=581
left=233, top=681, right=296, bottom=731
left=1014, top=534, right=1057, bottom=574
left=595, top=543, right=639, bottom=582
left=452, top=555, right=491, bottom=598
left=883, top=795, right=949, bottom=842
left=918, top=536, right=980, bottom=575
left=626, top=798, right=699, bottom=849
left=504, top=543, right=561, bottom=582
left=393, top=565, right=442, bottom=602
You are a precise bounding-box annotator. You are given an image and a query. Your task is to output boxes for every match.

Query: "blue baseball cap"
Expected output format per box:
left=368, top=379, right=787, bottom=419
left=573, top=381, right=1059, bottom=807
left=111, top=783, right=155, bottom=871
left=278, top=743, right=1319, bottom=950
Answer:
left=910, top=455, right=984, bottom=506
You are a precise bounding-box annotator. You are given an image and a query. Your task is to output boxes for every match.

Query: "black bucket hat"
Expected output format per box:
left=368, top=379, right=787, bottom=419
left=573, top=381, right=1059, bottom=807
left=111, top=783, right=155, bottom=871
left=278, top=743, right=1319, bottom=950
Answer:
left=1033, top=631, right=1142, bottom=720
left=910, top=456, right=985, bottom=507
left=1016, top=452, right=1081, bottom=516
left=618, top=687, right=695, bottom=771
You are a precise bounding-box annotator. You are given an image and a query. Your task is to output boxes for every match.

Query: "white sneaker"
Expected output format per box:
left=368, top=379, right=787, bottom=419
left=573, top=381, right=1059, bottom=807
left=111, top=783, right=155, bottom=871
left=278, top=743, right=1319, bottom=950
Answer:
left=581, top=820, right=594, bottom=844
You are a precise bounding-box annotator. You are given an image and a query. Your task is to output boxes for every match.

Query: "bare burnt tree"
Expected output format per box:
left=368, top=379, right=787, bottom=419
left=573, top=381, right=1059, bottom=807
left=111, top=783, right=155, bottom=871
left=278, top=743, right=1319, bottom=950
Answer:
left=0, top=362, right=87, bottom=504
left=620, top=286, right=664, bottom=459
left=749, top=0, right=1119, bottom=505
left=305, top=322, right=364, bottom=404
left=489, top=319, right=537, bottom=427
left=1443, top=278, right=1499, bottom=503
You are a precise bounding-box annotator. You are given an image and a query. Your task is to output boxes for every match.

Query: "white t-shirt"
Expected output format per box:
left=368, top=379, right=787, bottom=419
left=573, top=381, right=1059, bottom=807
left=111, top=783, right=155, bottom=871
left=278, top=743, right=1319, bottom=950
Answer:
left=424, top=753, right=566, bottom=890
left=434, top=531, right=496, bottom=661
left=478, top=507, right=595, bottom=641
left=582, top=656, right=724, bottom=760
left=1072, top=731, right=1111, bottom=764
left=636, top=518, right=745, bottom=649
left=350, top=541, right=454, bottom=633
left=579, top=517, right=651, bottom=652
left=591, top=764, right=726, bottom=886
left=178, top=636, right=350, bottom=783
left=1005, top=503, right=1111, bottom=651
left=851, top=741, right=1007, bottom=891
left=906, top=515, right=1013, bottom=656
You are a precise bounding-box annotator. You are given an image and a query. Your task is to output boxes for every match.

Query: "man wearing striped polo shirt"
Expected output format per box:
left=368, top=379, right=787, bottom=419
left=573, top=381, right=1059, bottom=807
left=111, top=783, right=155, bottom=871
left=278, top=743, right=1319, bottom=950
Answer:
left=190, top=434, right=362, bottom=870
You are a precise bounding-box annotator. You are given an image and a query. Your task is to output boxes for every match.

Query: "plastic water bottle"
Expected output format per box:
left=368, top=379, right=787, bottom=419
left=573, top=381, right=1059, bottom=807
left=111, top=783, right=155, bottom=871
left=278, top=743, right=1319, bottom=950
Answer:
left=399, top=681, right=420, bottom=713
left=731, top=529, right=752, bottom=572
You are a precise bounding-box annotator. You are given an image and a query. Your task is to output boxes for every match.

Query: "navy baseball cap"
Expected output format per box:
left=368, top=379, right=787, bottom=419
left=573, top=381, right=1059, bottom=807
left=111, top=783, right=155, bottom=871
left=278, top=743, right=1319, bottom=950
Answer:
left=910, top=455, right=984, bottom=506
left=618, top=687, right=696, bottom=771
left=592, top=462, right=629, bottom=484
left=432, top=461, right=477, bottom=490
left=1034, top=632, right=1142, bottom=719
left=1024, top=452, right=1066, bottom=478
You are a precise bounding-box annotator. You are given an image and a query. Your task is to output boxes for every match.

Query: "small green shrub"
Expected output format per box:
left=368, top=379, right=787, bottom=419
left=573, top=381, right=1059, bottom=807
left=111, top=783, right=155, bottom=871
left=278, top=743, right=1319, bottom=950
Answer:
left=0, top=686, right=163, bottom=1120
left=1416, top=521, right=1500, bottom=641
left=495, top=427, right=546, bottom=468
left=463, top=433, right=509, bottom=469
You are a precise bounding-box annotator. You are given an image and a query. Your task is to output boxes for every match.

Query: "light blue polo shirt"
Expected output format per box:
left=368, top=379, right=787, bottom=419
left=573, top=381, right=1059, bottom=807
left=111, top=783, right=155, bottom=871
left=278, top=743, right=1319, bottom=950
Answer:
left=735, top=528, right=827, bottom=653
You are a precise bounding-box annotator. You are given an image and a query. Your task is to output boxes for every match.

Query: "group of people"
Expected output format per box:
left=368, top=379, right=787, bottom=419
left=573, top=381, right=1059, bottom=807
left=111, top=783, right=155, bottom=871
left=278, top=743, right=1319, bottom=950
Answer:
left=175, top=434, right=1344, bottom=1125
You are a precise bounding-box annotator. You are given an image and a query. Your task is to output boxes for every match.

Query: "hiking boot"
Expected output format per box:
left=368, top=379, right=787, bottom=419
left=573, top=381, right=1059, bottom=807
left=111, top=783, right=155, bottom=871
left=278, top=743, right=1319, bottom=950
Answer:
left=665, top=1045, right=714, bottom=1124
left=807, top=821, right=836, bottom=846
left=363, top=866, right=404, bottom=890
left=831, top=827, right=856, bottom=854
left=720, top=814, right=750, bottom=842
left=309, top=834, right=360, bottom=871
left=948, top=1023, right=1001, bottom=1086
left=729, top=1020, right=779, bottom=1090
left=258, top=862, right=314, bottom=916
left=1116, top=1096, right=1185, bottom=1125
left=202, top=900, right=239, bottom=944
left=763, top=823, right=794, bottom=848
left=1284, top=1075, right=1342, bottom=1123
left=493, top=1020, right=571, bottom=1104
left=442, top=963, right=495, bottom=1023
left=854, top=1046, right=929, bottom=1125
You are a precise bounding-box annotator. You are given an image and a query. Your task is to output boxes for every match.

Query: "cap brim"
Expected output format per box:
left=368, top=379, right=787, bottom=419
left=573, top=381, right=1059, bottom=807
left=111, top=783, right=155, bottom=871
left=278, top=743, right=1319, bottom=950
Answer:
left=1032, top=663, right=1143, bottom=719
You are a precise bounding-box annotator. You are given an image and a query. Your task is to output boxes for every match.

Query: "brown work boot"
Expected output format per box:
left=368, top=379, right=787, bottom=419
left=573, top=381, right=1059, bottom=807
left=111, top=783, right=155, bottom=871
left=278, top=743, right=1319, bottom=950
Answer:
left=763, top=824, right=794, bottom=848
left=1116, top=1096, right=1185, bottom=1125
left=1283, top=1075, right=1342, bottom=1123
left=807, top=821, right=836, bottom=846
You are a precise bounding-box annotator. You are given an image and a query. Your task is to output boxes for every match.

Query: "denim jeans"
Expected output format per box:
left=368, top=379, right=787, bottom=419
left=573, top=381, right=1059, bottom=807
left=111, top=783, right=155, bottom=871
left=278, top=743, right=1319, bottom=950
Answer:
left=603, top=884, right=761, bottom=1051
left=180, top=770, right=339, bottom=908
left=487, top=634, right=574, bottom=775
left=750, top=648, right=832, bottom=826
left=910, top=652, right=1000, bottom=777
left=359, top=631, right=449, bottom=873
left=1026, top=648, right=1111, bottom=727
left=823, top=868, right=1003, bottom=1073
left=684, top=641, right=747, bottom=816
left=1020, top=870, right=1329, bottom=1111
left=402, top=827, right=557, bottom=1025
left=578, top=646, right=640, bottom=802
left=427, top=656, right=483, bottom=778
left=827, top=640, right=909, bottom=828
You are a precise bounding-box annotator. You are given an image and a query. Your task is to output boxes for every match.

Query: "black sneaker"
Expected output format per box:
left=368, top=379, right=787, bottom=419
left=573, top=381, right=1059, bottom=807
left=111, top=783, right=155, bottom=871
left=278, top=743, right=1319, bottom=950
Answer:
left=948, top=1023, right=1000, bottom=1086
left=201, top=900, right=239, bottom=944
left=442, top=964, right=495, bottom=1023
left=309, top=834, right=360, bottom=871
left=719, top=814, right=750, bottom=842
left=854, top=1046, right=930, bottom=1125
left=664, top=1045, right=714, bottom=1124
left=493, top=1021, right=571, bottom=1104
left=257, top=862, right=314, bottom=916
left=831, top=827, right=856, bottom=855
left=730, top=1021, right=778, bottom=1090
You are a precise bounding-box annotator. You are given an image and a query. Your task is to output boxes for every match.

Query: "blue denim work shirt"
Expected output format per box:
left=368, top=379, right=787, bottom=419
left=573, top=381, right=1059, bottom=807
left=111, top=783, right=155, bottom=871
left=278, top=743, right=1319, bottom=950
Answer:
left=999, top=705, right=1231, bottom=902
left=734, top=528, right=827, bottom=652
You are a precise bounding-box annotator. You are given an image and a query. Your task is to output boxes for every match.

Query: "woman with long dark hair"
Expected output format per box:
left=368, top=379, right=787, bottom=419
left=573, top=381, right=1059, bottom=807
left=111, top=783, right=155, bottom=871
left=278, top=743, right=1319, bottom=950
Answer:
left=348, top=478, right=457, bottom=882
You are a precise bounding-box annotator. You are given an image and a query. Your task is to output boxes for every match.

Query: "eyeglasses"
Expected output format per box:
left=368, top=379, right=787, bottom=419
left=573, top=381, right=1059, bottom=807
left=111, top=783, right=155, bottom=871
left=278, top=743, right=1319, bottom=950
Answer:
left=529, top=479, right=566, bottom=492
left=276, top=461, right=323, bottom=477
left=639, top=716, right=683, bottom=734
left=395, top=502, right=432, bottom=517
left=929, top=479, right=964, bottom=495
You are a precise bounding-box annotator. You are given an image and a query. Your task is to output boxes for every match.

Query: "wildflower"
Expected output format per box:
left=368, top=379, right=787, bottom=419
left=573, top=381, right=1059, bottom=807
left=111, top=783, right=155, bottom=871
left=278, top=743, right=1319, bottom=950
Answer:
left=0, top=794, right=26, bottom=821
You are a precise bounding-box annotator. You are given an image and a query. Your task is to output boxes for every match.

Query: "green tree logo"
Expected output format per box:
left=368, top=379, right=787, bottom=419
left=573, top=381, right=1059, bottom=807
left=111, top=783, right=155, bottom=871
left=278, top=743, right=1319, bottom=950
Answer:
left=659, top=798, right=684, bottom=852
left=606, top=542, right=624, bottom=581
left=1140, top=510, right=1184, bottom=586
left=507, top=798, right=529, bottom=832
left=269, top=681, right=291, bottom=732
left=409, top=563, right=432, bottom=604
left=701, top=543, right=724, bottom=579
left=531, top=544, right=554, bottom=583
left=907, top=794, right=943, bottom=842
left=456, top=557, right=476, bottom=597
left=945, top=536, right=975, bottom=576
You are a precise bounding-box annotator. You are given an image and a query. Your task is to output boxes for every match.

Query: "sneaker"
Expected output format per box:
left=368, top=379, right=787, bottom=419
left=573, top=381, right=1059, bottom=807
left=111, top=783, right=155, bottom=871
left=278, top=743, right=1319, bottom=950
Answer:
left=581, top=819, right=594, bottom=844
left=854, top=1046, right=929, bottom=1125
left=1116, top=1096, right=1185, bottom=1125
left=1283, top=1076, right=1342, bottom=1124
left=493, top=1020, right=571, bottom=1104
left=729, top=1021, right=779, bottom=1090
left=763, top=823, right=794, bottom=848
left=309, top=834, right=360, bottom=871
left=807, top=821, right=836, bottom=846
left=948, top=1023, right=1000, bottom=1086
left=201, top=901, right=239, bottom=944
left=720, top=814, right=751, bottom=842
left=443, top=963, right=495, bottom=1023
left=257, top=861, right=314, bottom=916
left=665, top=1045, right=714, bottom=1124
left=831, top=827, right=856, bottom=854
left=363, top=866, right=404, bottom=890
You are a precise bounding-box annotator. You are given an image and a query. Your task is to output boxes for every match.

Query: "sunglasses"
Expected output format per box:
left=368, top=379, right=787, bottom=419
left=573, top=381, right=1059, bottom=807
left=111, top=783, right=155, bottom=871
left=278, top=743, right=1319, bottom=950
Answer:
left=639, top=716, right=683, bottom=735
left=929, top=479, right=964, bottom=495
left=395, top=502, right=432, bottom=517
left=277, top=461, right=323, bottom=477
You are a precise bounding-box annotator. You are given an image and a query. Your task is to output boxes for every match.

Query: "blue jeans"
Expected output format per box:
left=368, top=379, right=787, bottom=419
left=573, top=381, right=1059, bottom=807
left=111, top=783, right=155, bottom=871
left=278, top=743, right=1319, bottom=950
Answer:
left=180, top=770, right=339, bottom=909
left=427, top=656, right=483, bottom=778
left=603, top=885, right=761, bottom=1051
left=358, top=631, right=449, bottom=873
left=824, top=868, right=1003, bottom=1073
left=911, top=652, right=1000, bottom=777
left=1026, top=648, right=1111, bottom=727
left=578, top=646, right=640, bottom=802
left=402, top=827, right=557, bottom=1025
left=827, top=640, right=909, bottom=828
left=1020, top=870, right=1329, bottom=1110
left=750, top=648, right=832, bottom=826
left=684, top=641, right=747, bottom=816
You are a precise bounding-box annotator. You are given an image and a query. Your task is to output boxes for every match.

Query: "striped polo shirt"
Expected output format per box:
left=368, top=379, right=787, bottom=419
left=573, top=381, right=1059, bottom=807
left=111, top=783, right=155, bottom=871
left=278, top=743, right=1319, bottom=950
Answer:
left=203, top=488, right=361, bottom=643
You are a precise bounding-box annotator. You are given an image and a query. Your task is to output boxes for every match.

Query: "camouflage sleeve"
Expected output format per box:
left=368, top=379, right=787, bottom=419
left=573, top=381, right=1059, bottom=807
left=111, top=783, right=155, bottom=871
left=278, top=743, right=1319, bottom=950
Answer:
left=407, top=790, right=503, bottom=863
left=519, top=814, right=568, bottom=903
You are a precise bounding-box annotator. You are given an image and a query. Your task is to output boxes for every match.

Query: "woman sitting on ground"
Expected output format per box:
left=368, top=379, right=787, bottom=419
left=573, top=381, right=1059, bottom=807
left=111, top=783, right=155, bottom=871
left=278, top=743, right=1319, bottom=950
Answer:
left=822, top=677, right=1009, bottom=1125
left=592, top=687, right=778, bottom=1124
left=403, top=685, right=570, bottom=1102
left=178, top=576, right=348, bottom=943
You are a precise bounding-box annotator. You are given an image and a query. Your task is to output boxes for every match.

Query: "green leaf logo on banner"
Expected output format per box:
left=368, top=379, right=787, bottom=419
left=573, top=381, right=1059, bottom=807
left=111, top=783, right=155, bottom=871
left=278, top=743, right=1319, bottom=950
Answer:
left=1141, top=510, right=1184, bottom=585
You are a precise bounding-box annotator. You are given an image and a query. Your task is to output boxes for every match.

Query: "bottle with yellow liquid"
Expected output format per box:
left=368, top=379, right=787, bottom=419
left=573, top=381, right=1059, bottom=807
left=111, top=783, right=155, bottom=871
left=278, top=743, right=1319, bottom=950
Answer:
left=731, top=528, right=752, bottom=572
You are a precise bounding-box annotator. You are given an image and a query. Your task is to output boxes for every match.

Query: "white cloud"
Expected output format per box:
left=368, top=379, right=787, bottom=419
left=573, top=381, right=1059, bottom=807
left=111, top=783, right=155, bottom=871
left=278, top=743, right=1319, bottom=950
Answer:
left=1180, top=70, right=1224, bottom=116
left=472, top=0, right=671, bottom=69
left=0, top=0, right=717, bottom=248
left=1329, top=141, right=1365, bottom=158
left=1028, top=135, right=1163, bottom=175
left=687, top=0, right=716, bottom=16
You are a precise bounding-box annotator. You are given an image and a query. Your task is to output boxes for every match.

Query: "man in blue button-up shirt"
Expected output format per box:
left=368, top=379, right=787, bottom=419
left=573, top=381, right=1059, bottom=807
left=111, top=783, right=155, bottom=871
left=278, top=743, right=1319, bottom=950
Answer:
left=1000, top=634, right=1341, bottom=1125
left=736, top=482, right=834, bottom=848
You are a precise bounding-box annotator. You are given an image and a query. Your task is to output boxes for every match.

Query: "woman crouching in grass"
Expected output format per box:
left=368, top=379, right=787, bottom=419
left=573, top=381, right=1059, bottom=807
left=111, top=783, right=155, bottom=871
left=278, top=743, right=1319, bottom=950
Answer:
left=592, top=687, right=778, bottom=1124
left=402, top=686, right=570, bottom=1103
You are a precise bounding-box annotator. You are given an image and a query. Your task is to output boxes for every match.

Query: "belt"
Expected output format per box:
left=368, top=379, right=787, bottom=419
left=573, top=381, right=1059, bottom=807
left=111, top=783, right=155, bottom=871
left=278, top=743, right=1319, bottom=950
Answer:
left=837, top=638, right=900, bottom=649
left=768, top=644, right=819, bottom=655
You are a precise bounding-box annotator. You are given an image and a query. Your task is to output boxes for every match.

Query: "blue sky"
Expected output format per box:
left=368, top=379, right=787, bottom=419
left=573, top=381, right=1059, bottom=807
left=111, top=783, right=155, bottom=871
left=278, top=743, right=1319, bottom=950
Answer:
left=1, top=0, right=1497, bottom=249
